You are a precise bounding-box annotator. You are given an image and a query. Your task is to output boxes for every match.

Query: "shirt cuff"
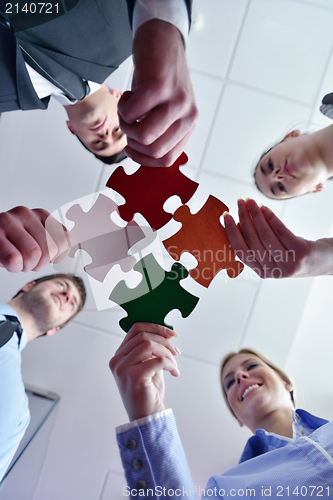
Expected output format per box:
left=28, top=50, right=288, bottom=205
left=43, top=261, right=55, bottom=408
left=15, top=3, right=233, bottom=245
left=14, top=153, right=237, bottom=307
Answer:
left=133, top=0, right=189, bottom=46
left=116, top=408, right=173, bottom=434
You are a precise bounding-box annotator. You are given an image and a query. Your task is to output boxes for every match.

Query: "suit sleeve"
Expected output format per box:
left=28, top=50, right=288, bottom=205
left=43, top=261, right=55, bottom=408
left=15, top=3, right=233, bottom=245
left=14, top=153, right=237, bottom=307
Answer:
left=117, top=412, right=197, bottom=499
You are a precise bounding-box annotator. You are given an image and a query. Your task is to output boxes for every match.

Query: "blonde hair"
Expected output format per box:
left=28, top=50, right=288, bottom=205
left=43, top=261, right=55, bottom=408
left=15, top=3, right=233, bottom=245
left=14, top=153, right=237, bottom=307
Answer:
left=220, top=348, right=295, bottom=419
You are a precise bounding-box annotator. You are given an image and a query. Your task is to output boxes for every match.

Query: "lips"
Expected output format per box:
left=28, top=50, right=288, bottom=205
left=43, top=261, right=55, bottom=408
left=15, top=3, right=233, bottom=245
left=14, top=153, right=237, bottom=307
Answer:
left=89, top=118, right=106, bottom=131
left=53, top=295, right=63, bottom=308
left=284, top=161, right=295, bottom=177
left=241, top=384, right=261, bottom=401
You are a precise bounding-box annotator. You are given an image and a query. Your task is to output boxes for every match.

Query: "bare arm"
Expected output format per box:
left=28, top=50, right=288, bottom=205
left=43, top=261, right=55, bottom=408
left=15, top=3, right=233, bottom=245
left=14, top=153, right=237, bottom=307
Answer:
left=223, top=198, right=333, bottom=279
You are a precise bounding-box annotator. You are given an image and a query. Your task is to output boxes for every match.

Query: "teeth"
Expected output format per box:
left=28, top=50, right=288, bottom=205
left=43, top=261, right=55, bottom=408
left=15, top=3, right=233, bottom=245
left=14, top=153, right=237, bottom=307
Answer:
left=242, top=384, right=259, bottom=401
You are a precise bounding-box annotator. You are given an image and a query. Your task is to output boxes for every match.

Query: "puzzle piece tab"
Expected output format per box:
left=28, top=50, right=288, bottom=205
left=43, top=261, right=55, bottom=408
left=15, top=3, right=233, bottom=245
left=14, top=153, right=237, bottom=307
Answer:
left=106, top=152, right=199, bottom=230
left=66, top=194, right=146, bottom=282
left=163, top=195, right=244, bottom=287
left=109, top=253, right=199, bottom=332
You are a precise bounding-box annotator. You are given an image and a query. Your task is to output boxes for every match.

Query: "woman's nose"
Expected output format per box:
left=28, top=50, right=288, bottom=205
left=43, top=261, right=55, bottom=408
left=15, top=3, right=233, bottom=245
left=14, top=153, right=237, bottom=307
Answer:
left=236, top=371, right=249, bottom=384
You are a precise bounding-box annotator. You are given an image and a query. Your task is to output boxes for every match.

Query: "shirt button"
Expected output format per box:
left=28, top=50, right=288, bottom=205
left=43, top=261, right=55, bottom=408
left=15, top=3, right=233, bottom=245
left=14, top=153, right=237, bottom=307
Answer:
left=136, top=479, right=147, bottom=490
left=126, top=439, right=137, bottom=451
left=300, top=429, right=304, bottom=435
left=132, top=459, right=143, bottom=470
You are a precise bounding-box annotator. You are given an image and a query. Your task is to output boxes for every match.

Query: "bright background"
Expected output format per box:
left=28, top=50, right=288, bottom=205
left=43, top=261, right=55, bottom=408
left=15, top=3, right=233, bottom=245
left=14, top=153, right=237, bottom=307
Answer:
left=1, top=0, right=333, bottom=498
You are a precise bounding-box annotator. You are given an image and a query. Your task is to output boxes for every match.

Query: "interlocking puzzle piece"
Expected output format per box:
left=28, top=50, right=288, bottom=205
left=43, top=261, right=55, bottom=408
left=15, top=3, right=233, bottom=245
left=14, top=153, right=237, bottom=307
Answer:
left=66, top=194, right=146, bottom=282
left=105, top=152, right=199, bottom=231
left=163, top=195, right=244, bottom=287
left=109, top=253, right=199, bottom=332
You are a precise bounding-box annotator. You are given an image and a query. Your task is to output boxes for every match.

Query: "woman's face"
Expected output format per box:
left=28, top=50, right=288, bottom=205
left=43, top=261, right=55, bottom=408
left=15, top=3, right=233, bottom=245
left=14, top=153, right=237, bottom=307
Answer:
left=222, top=353, right=293, bottom=428
left=255, top=134, right=326, bottom=200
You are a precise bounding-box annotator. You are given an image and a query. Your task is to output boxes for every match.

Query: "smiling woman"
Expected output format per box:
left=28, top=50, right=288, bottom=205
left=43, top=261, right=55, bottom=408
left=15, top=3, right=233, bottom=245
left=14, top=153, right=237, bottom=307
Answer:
left=111, top=323, right=333, bottom=498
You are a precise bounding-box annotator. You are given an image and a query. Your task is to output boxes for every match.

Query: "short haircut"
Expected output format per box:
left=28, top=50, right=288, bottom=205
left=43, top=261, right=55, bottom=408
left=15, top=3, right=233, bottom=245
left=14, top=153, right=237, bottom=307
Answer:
left=220, top=348, right=295, bottom=419
left=77, top=136, right=127, bottom=164
left=13, top=273, right=87, bottom=327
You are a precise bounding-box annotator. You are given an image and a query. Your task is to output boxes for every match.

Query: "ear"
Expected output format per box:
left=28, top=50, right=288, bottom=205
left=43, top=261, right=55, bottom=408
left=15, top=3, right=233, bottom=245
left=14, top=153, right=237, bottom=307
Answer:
left=21, top=281, right=36, bottom=293
left=312, top=182, right=325, bottom=193
left=284, top=130, right=300, bottom=140
left=237, top=419, right=244, bottom=427
left=66, top=121, right=76, bottom=135
left=45, top=326, right=60, bottom=337
left=110, top=88, right=122, bottom=101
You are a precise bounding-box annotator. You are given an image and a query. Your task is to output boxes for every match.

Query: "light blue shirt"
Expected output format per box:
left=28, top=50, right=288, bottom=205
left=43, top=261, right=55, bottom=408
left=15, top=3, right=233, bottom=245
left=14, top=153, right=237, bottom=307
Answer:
left=117, top=410, right=333, bottom=499
left=0, top=304, right=30, bottom=482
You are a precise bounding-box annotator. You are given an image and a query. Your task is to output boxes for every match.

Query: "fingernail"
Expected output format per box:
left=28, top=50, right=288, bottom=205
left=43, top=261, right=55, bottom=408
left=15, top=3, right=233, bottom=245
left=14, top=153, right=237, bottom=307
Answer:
left=246, top=198, right=256, bottom=209
left=244, top=196, right=250, bottom=202
left=174, top=345, right=181, bottom=355
left=222, top=211, right=231, bottom=225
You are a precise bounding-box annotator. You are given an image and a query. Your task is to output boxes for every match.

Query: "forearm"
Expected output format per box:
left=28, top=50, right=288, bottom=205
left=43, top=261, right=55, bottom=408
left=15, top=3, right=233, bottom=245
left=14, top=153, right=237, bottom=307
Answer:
left=299, top=238, right=333, bottom=277
left=117, top=411, right=196, bottom=499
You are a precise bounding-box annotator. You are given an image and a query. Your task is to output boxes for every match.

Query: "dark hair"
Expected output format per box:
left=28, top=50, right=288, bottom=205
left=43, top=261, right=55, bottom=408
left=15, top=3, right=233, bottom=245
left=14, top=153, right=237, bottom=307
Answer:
left=13, top=273, right=87, bottom=327
left=220, top=348, right=295, bottom=419
left=77, top=136, right=127, bottom=164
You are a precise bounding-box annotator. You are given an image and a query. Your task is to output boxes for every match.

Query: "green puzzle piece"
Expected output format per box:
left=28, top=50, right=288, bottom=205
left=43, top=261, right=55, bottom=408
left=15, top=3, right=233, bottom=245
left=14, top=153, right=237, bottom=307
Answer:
left=109, top=253, right=199, bottom=332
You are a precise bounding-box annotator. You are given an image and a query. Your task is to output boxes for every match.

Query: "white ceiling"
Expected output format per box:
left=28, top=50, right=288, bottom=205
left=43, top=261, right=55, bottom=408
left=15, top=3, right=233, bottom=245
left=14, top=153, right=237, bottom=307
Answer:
left=1, top=0, right=333, bottom=498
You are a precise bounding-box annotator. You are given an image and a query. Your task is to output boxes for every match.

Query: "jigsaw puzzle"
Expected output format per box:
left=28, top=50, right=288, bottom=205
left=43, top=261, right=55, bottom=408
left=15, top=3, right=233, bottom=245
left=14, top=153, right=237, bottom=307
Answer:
left=105, top=152, right=199, bottom=230
left=163, top=195, right=244, bottom=287
left=109, top=253, right=199, bottom=332
left=65, top=194, right=146, bottom=282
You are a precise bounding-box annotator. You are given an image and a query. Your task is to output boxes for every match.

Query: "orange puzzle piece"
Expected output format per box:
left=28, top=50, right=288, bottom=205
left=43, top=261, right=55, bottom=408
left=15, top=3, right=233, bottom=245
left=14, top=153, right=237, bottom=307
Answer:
left=163, top=195, right=244, bottom=287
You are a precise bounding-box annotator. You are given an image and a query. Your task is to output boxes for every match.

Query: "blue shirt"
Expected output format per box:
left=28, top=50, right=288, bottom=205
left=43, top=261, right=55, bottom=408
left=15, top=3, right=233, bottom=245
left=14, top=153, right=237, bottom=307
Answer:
left=0, top=304, right=30, bottom=482
left=117, top=410, right=333, bottom=499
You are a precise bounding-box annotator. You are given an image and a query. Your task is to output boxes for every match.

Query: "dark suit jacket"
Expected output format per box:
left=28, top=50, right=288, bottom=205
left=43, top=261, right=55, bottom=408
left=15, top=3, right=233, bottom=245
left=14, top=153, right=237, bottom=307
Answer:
left=0, top=0, right=133, bottom=111
left=0, top=0, right=192, bottom=113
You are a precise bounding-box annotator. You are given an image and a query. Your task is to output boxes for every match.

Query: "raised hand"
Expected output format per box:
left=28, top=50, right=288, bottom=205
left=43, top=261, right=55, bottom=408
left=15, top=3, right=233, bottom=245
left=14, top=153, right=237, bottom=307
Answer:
left=110, top=322, right=181, bottom=421
left=118, top=19, right=198, bottom=167
left=223, top=198, right=333, bottom=278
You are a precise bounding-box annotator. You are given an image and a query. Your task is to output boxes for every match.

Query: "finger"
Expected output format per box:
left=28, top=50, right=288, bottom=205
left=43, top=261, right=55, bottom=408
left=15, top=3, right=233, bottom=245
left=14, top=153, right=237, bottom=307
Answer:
left=260, top=205, right=302, bottom=251
left=236, top=199, right=269, bottom=263
left=118, top=87, right=167, bottom=126
left=119, top=98, right=197, bottom=148
left=43, top=211, right=71, bottom=262
left=115, top=322, right=176, bottom=353
left=132, top=355, right=180, bottom=378
left=124, top=115, right=196, bottom=160
left=117, top=331, right=180, bottom=360
left=124, top=127, right=195, bottom=167
left=244, top=199, right=287, bottom=255
left=124, top=340, right=179, bottom=369
left=0, top=233, right=25, bottom=272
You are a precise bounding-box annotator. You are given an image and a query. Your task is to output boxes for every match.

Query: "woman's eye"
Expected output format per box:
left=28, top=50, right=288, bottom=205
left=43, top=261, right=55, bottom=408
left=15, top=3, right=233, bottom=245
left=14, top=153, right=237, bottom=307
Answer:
left=58, top=282, right=64, bottom=290
left=247, top=364, right=258, bottom=371
left=278, top=182, right=286, bottom=193
left=226, top=379, right=234, bottom=390
left=268, top=158, right=274, bottom=171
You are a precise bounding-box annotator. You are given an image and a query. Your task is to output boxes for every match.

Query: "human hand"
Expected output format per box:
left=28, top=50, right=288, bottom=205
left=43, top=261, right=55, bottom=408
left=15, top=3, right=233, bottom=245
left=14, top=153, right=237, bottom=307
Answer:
left=223, top=198, right=333, bottom=278
left=0, top=206, right=70, bottom=272
left=118, top=19, right=198, bottom=167
left=110, top=322, right=181, bottom=421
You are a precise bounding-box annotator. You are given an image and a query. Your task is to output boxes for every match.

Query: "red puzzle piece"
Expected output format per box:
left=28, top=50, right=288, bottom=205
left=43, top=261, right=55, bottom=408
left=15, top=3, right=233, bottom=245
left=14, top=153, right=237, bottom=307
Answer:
left=163, top=195, right=244, bottom=287
left=105, top=152, right=198, bottom=231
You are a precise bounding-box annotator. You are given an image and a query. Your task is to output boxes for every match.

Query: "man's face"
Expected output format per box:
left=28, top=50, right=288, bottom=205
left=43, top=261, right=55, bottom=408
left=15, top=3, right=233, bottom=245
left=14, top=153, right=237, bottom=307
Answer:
left=20, top=278, right=81, bottom=335
left=66, top=85, right=127, bottom=157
